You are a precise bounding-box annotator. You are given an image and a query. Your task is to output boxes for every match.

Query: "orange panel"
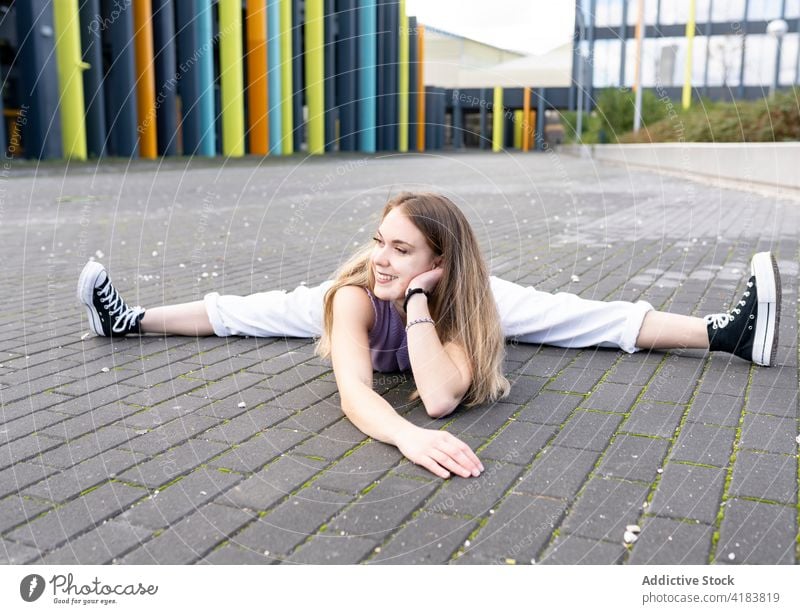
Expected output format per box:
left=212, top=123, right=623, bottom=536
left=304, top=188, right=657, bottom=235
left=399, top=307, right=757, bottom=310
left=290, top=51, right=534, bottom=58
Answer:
left=246, top=0, right=269, bottom=155
left=133, top=0, right=157, bottom=158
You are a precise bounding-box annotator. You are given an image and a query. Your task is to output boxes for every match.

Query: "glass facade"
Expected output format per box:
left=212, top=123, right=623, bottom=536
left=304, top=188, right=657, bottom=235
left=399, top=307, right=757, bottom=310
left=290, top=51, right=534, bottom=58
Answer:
left=580, top=0, right=799, bottom=93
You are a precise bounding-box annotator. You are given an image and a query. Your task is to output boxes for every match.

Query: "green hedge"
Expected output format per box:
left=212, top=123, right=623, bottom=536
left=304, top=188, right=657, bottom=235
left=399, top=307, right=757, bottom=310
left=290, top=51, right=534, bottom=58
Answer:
left=562, top=87, right=800, bottom=144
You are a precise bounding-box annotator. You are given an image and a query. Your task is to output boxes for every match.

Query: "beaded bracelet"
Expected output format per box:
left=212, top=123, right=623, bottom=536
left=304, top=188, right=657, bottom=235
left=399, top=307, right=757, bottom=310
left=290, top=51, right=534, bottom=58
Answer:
left=405, top=317, right=435, bottom=332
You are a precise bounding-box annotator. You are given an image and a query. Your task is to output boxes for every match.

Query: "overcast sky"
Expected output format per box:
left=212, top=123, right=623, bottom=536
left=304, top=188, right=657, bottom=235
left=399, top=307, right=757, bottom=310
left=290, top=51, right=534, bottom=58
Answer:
left=406, top=0, right=576, bottom=55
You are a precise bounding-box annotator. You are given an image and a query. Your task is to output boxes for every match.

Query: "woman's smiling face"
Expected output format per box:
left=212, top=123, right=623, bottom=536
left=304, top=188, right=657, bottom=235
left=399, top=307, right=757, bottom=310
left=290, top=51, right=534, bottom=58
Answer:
left=371, top=207, right=441, bottom=303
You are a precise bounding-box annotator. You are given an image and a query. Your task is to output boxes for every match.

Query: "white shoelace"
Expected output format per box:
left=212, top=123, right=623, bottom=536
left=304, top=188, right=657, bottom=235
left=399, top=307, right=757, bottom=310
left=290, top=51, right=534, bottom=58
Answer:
left=99, top=280, right=143, bottom=333
left=704, top=284, right=752, bottom=330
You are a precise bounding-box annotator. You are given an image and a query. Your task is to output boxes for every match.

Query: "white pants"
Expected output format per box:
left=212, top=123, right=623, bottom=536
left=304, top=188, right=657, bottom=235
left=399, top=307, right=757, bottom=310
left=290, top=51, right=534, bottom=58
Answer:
left=203, top=277, right=653, bottom=354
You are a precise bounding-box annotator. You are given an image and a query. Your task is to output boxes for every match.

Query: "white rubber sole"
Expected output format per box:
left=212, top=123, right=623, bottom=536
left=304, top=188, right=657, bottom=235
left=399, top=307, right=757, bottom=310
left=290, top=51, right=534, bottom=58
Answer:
left=750, top=252, right=780, bottom=366
left=77, top=261, right=106, bottom=336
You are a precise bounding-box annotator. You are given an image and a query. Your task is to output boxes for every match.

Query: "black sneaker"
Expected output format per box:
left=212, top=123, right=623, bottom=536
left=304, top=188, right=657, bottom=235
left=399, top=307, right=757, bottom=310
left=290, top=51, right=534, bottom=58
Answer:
left=77, top=261, right=145, bottom=337
left=704, top=252, right=780, bottom=366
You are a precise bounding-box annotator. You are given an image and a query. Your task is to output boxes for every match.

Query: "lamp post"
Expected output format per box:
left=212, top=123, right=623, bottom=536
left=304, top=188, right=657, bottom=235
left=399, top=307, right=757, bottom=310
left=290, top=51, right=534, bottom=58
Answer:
left=766, top=18, right=788, bottom=96
left=575, top=8, right=587, bottom=142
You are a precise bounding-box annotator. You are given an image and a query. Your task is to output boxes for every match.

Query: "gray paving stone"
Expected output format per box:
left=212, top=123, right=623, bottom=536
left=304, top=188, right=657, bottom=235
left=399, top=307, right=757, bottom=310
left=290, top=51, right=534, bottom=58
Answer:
left=278, top=399, right=345, bottom=433
left=423, top=461, right=523, bottom=518
left=117, top=439, right=229, bottom=489
left=286, top=534, right=378, bottom=564
left=561, top=477, right=650, bottom=541
left=121, top=396, right=215, bottom=428
left=649, top=463, right=726, bottom=523
left=540, top=533, right=626, bottom=564
left=479, top=422, right=558, bottom=464
left=41, top=518, right=152, bottom=564
left=515, top=391, right=583, bottom=425
left=186, top=372, right=271, bottom=401
left=641, top=375, right=695, bottom=404
left=197, top=544, right=275, bottom=564
left=715, top=499, right=795, bottom=564
left=37, top=426, right=137, bottom=469
left=740, top=413, right=797, bottom=454
left=0, top=434, right=64, bottom=471
left=122, top=467, right=243, bottom=530
left=219, top=455, right=328, bottom=511
left=231, top=487, right=351, bottom=558
left=313, top=443, right=405, bottom=495
left=622, top=401, right=686, bottom=438
left=745, top=385, right=798, bottom=418
left=208, top=428, right=310, bottom=474
left=7, top=482, right=147, bottom=550
left=327, top=475, right=438, bottom=540
left=551, top=410, right=623, bottom=452
left=122, top=503, right=254, bottom=564
left=444, top=401, right=518, bottom=439
left=749, top=365, right=797, bottom=390
left=0, top=538, right=43, bottom=564
left=546, top=368, right=605, bottom=394
left=517, top=352, right=574, bottom=378
left=628, top=516, right=714, bottom=564
left=670, top=423, right=736, bottom=467
left=581, top=382, right=644, bottom=413
left=0, top=461, right=56, bottom=499
left=201, top=406, right=292, bottom=445
left=291, top=418, right=367, bottom=460
left=686, top=392, right=743, bottom=427
left=1, top=410, right=67, bottom=440
left=728, top=451, right=797, bottom=504
left=696, top=370, right=750, bottom=397
left=370, top=513, right=477, bottom=564
left=271, top=379, right=339, bottom=410
left=23, top=448, right=143, bottom=503
left=515, top=446, right=600, bottom=499
left=122, top=414, right=220, bottom=456
left=596, top=435, right=670, bottom=482
left=453, top=493, right=567, bottom=564
left=0, top=493, right=53, bottom=534
left=503, top=376, right=548, bottom=404
left=40, top=402, right=143, bottom=440
left=605, top=361, right=659, bottom=386
left=255, top=364, right=331, bottom=395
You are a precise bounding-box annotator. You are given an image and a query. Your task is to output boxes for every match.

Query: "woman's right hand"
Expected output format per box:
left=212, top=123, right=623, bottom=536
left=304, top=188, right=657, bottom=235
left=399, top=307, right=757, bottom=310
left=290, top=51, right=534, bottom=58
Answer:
left=395, top=426, right=484, bottom=479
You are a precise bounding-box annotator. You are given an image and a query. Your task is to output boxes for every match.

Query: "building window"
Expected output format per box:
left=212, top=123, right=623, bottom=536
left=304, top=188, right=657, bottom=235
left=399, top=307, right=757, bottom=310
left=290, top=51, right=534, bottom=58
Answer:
left=706, top=34, right=744, bottom=86
left=593, top=39, right=622, bottom=86
left=747, top=0, right=784, bottom=21
left=786, top=0, right=800, bottom=19
left=660, top=0, right=691, bottom=25
left=743, top=34, right=778, bottom=85
left=711, top=0, right=745, bottom=22
left=779, top=32, right=798, bottom=85
left=627, top=0, right=659, bottom=26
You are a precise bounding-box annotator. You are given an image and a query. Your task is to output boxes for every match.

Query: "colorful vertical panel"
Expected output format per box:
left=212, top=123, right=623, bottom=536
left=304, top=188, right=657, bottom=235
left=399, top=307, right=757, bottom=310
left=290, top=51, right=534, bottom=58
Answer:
left=305, top=0, right=325, bottom=154
left=133, top=0, right=157, bottom=159
left=267, top=0, right=283, bottom=154
left=416, top=24, right=425, bottom=151
left=246, top=0, right=269, bottom=155
left=492, top=86, right=503, bottom=152
left=219, top=0, right=245, bottom=157
left=197, top=0, right=216, bottom=156
left=53, top=0, right=88, bottom=160
left=280, top=0, right=294, bottom=154
left=398, top=0, right=409, bottom=152
left=358, top=0, right=377, bottom=153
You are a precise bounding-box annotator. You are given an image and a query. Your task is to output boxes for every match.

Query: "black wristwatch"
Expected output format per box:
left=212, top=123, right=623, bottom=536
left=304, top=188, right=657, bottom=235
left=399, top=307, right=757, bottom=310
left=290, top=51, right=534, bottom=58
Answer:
left=403, top=287, right=430, bottom=312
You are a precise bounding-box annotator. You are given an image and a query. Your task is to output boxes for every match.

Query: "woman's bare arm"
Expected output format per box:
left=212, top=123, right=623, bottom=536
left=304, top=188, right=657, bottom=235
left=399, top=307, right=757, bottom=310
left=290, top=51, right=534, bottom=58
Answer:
left=330, top=286, right=482, bottom=479
left=404, top=293, right=473, bottom=419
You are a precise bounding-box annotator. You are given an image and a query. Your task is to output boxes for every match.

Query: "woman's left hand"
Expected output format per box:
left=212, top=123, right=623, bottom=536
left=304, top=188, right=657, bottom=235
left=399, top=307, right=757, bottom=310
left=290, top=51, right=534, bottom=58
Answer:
left=407, top=266, right=443, bottom=294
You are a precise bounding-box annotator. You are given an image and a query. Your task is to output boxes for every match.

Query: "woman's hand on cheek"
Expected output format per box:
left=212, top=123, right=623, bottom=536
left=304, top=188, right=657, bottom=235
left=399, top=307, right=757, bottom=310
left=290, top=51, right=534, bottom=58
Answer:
left=395, top=425, right=484, bottom=479
left=408, top=266, right=443, bottom=294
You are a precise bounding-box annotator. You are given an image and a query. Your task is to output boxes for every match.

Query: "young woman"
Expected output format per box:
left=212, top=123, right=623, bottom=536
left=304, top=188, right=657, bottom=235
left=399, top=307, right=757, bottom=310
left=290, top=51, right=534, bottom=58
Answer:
left=78, top=192, right=781, bottom=479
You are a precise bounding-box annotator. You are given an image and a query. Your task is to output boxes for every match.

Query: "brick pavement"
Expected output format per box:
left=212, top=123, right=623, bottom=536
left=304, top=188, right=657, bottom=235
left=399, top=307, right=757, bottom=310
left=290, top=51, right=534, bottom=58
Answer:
left=0, top=152, right=797, bottom=564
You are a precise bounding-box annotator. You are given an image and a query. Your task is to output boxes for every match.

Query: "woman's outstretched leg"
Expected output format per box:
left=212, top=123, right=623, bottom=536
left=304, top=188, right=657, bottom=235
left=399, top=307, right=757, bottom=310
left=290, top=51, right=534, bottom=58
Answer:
left=139, top=302, right=214, bottom=336
left=634, top=312, right=709, bottom=350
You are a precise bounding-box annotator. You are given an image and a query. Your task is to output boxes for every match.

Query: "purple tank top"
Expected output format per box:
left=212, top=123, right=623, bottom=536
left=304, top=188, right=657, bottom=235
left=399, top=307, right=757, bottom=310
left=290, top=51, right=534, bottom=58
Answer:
left=365, top=288, right=411, bottom=373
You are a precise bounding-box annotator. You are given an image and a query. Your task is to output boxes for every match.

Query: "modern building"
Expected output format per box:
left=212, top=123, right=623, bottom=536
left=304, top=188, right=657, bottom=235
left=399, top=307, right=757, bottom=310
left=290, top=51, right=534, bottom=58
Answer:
left=572, top=0, right=800, bottom=111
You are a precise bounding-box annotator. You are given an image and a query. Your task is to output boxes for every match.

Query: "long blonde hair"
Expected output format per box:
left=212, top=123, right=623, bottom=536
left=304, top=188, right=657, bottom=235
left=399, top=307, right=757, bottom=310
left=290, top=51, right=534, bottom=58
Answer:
left=316, top=192, right=510, bottom=407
